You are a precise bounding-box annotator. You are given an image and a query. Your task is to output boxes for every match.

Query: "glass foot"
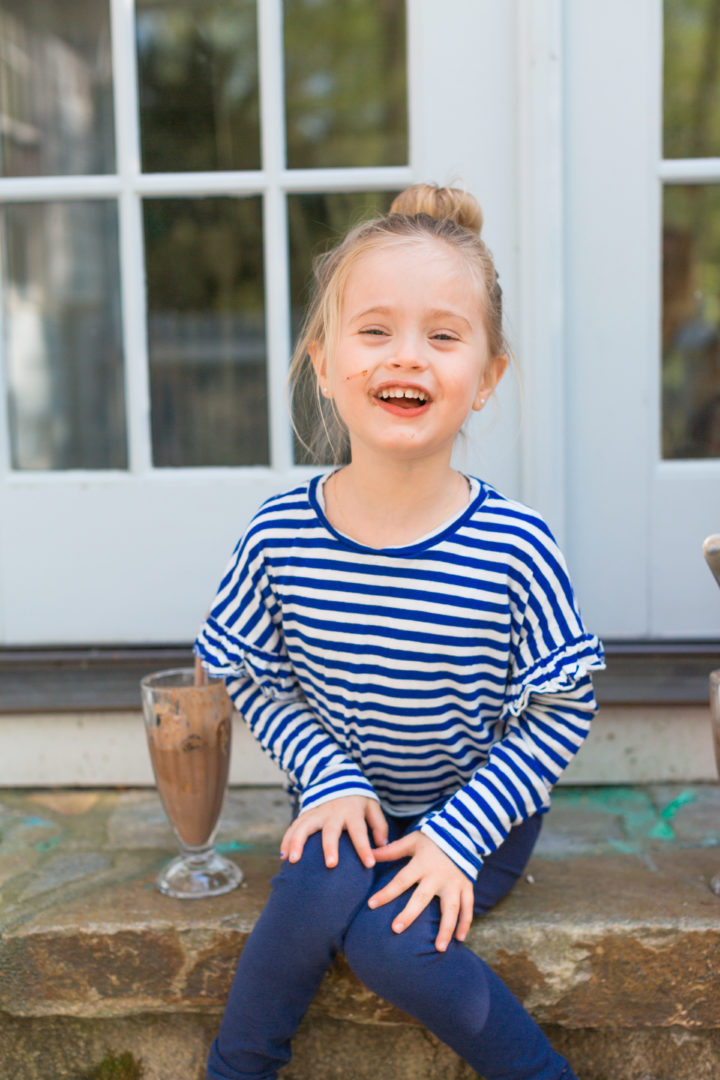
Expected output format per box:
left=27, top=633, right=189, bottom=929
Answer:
left=156, top=850, right=243, bottom=899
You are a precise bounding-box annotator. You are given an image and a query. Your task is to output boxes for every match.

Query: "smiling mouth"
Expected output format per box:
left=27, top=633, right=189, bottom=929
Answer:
left=374, top=387, right=430, bottom=409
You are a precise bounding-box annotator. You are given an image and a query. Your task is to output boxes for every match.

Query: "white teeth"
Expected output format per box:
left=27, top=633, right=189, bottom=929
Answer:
left=378, top=387, right=428, bottom=402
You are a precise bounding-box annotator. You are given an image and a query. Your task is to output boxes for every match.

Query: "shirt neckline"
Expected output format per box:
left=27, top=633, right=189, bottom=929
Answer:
left=308, top=471, right=488, bottom=556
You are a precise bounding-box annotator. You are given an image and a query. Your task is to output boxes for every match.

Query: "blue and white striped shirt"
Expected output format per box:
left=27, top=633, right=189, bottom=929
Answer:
left=195, top=474, right=604, bottom=879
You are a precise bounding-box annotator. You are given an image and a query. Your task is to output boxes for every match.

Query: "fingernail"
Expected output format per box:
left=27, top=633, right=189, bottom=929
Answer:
left=364, top=857, right=375, bottom=868
left=437, top=941, right=447, bottom=952
left=289, top=852, right=299, bottom=863
left=393, top=921, right=404, bottom=933
left=367, top=898, right=376, bottom=909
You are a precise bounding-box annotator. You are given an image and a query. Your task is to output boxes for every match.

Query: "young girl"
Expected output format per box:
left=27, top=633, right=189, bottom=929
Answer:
left=195, top=184, right=604, bottom=1080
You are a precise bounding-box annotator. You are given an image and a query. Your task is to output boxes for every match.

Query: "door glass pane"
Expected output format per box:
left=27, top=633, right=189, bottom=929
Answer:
left=2, top=200, right=126, bottom=470
left=145, top=196, right=267, bottom=467
left=664, top=0, right=720, bottom=159
left=284, top=0, right=407, bottom=169
left=662, top=185, right=720, bottom=458
left=0, top=0, right=115, bottom=177
left=136, top=0, right=260, bottom=173
left=288, top=190, right=397, bottom=464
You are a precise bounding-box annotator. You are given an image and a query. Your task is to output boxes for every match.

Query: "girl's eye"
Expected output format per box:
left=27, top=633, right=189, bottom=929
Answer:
left=360, top=327, right=387, bottom=337
left=432, top=332, right=458, bottom=342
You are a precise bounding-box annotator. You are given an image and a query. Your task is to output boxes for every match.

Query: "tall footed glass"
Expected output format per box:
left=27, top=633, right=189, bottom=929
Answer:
left=141, top=668, right=243, bottom=898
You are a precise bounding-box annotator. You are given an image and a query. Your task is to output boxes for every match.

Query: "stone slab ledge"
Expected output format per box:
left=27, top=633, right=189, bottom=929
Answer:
left=1, top=786, right=719, bottom=1034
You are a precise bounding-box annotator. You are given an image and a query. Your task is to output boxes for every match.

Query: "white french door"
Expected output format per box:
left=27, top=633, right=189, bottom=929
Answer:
left=564, top=0, right=720, bottom=639
left=7, top=0, right=709, bottom=648
left=0, top=0, right=522, bottom=644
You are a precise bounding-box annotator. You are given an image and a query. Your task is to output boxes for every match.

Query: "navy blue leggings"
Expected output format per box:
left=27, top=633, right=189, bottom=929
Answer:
left=207, top=812, right=577, bottom=1080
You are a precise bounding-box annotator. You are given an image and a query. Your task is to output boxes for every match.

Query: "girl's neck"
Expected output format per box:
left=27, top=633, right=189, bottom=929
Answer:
left=324, top=454, right=471, bottom=549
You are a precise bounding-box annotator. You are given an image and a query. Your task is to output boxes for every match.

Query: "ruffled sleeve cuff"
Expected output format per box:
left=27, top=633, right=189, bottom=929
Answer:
left=504, top=633, right=605, bottom=718
left=194, top=614, right=304, bottom=703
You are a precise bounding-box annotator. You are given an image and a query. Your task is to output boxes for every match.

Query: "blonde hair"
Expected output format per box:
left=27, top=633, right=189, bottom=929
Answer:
left=289, top=183, right=508, bottom=463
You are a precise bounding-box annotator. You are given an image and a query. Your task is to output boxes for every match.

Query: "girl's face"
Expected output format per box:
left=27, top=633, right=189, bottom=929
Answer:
left=313, top=237, right=507, bottom=466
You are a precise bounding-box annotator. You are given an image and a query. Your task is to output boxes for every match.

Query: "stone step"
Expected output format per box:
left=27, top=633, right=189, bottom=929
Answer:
left=1, top=785, right=720, bottom=1080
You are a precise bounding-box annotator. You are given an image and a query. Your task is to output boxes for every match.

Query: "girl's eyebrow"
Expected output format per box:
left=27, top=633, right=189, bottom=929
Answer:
left=348, top=305, right=393, bottom=323
left=428, top=308, right=473, bottom=329
left=348, top=306, right=472, bottom=329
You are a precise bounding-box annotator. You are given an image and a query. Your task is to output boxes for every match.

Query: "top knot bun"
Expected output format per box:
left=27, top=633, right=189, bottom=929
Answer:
left=389, top=183, right=483, bottom=236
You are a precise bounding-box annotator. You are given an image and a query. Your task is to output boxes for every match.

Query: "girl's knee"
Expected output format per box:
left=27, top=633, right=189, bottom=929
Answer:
left=272, top=832, right=373, bottom=918
left=343, top=899, right=442, bottom=988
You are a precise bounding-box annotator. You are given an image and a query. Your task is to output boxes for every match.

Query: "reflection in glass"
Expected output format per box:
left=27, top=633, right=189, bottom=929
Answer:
left=2, top=201, right=126, bottom=470
left=144, top=196, right=267, bottom=467
left=664, top=0, right=720, bottom=159
left=0, top=0, right=114, bottom=177
left=136, top=0, right=260, bottom=173
left=288, top=191, right=397, bottom=464
left=0, top=0, right=115, bottom=177
left=662, top=185, right=720, bottom=458
left=284, top=0, right=407, bottom=169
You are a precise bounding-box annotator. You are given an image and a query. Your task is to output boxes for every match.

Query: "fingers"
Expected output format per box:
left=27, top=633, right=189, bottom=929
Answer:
left=346, top=818, right=376, bottom=869
left=367, top=862, right=415, bottom=911
left=321, top=822, right=343, bottom=868
left=371, top=835, right=412, bottom=862
left=366, top=800, right=389, bottom=848
left=280, top=818, right=307, bottom=864
left=279, top=797, right=383, bottom=870
left=435, top=895, right=460, bottom=952
left=390, top=885, right=435, bottom=935
left=455, top=888, right=474, bottom=943
left=367, top=833, right=476, bottom=953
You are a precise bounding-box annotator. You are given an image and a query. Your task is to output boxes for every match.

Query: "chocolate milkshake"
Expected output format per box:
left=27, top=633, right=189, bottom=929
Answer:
left=144, top=676, right=232, bottom=849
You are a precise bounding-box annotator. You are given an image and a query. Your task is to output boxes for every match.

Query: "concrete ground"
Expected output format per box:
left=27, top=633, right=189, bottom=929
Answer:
left=1, top=784, right=720, bottom=1080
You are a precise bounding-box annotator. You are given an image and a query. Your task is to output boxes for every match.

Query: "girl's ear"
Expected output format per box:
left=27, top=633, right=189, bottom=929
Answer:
left=472, top=353, right=509, bottom=410
left=309, top=341, right=329, bottom=394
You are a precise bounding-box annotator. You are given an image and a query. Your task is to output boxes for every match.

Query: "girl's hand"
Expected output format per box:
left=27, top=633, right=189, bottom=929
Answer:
left=369, top=831, right=474, bottom=952
left=281, top=795, right=388, bottom=870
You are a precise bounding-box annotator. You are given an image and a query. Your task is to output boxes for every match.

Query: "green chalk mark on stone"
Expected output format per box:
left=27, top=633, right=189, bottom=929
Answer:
left=36, top=836, right=61, bottom=852
left=659, top=790, right=697, bottom=821
left=644, top=790, right=698, bottom=842
left=648, top=821, right=676, bottom=841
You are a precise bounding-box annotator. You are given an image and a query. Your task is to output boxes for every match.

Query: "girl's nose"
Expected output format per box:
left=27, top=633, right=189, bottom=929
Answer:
left=389, top=338, right=427, bottom=370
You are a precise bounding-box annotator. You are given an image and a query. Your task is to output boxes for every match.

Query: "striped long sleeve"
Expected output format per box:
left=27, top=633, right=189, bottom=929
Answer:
left=194, top=475, right=605, bottom=876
